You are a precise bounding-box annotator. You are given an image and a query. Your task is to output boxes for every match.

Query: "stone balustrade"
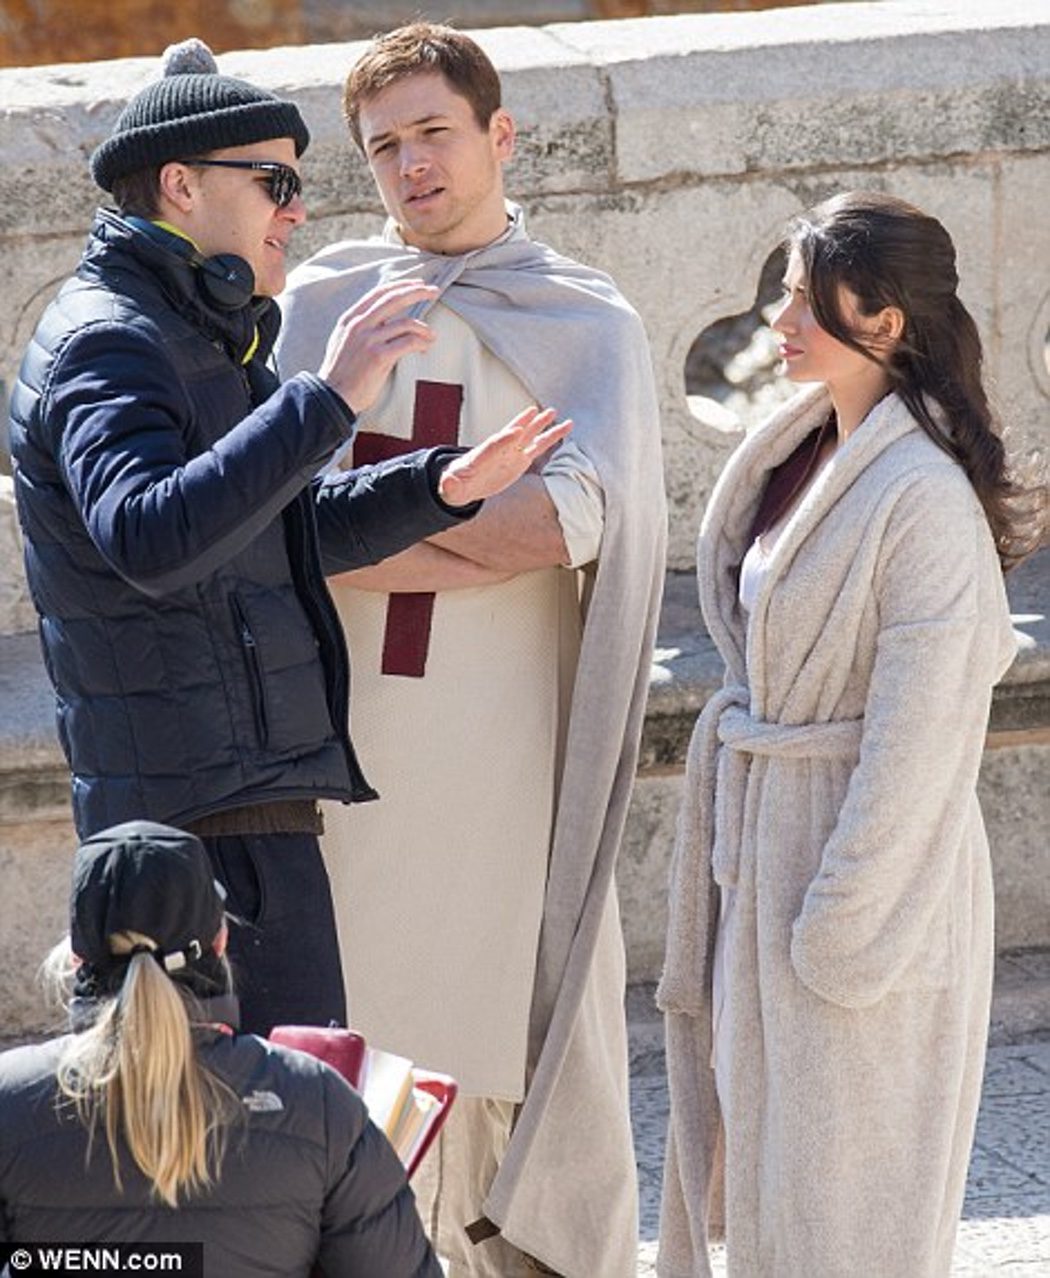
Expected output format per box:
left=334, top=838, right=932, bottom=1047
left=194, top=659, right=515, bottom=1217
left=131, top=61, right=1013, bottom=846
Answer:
left=0, top=0, right=1047, bottom=1037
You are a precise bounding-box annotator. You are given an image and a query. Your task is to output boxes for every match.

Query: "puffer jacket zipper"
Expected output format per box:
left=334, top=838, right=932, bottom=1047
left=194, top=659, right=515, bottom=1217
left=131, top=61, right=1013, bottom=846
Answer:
left=230, top=593, right=269, bottom=746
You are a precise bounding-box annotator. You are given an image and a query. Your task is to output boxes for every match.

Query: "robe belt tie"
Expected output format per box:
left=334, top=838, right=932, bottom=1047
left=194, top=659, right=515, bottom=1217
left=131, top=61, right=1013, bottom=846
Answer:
left=657, top=686, right=862, bottom=1018
left=717, top=705, right=864, bottom=758
left=712, top=705, right=863, bottom=890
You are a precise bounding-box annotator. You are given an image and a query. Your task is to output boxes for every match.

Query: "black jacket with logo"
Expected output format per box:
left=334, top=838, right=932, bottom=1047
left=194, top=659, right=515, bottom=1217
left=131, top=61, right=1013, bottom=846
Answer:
left=0, top=1028, right=441, bottom=1277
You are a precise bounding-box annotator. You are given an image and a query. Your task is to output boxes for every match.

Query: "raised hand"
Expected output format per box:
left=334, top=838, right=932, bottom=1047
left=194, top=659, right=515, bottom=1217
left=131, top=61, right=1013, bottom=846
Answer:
left=318, top=280, right=438, bottom=414
left=437, top=406, right=573, bottom=509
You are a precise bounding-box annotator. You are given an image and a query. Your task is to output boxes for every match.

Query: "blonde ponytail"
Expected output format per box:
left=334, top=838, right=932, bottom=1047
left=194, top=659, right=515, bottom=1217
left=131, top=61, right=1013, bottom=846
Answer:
left=54, top=931, right=234, bottom=1207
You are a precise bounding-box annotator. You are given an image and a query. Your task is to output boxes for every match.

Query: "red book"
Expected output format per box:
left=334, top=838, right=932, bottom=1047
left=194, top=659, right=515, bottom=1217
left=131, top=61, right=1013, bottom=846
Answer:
left=269, top=1024, right=457, bottom=1178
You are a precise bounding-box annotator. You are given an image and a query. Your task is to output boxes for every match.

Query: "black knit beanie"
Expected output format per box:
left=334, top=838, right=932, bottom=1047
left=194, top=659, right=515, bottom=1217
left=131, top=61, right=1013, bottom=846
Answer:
left=90, top=37, right=310, bottom=193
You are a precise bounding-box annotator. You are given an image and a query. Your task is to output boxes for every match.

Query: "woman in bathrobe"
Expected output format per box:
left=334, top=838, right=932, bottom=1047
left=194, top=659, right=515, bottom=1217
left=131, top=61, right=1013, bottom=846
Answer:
left=657, top=192, right=1044, bottom=1278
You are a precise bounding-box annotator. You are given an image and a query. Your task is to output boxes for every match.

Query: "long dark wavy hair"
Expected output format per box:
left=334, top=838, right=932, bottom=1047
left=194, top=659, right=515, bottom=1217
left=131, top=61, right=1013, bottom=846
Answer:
left=787, top=191, right=1046, bottom=570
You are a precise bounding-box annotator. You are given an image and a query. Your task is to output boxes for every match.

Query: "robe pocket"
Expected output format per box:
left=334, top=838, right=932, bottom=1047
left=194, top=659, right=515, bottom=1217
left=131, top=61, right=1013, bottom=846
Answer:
left=792, top=884, right=959, bottom=1008
left=887, top=879, right=959, bottom=995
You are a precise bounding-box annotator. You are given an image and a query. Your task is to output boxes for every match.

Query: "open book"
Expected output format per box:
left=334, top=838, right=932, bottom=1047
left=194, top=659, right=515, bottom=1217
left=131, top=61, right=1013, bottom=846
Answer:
left=359, top=1045, right=449, bottom=1167
left=268, top=1025, right=457, bottom=1178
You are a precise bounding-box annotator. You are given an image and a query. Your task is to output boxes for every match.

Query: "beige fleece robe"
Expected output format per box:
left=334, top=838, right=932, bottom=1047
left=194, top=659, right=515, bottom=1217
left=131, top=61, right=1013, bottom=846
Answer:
left=657, top=386, right=1017, bottom=1278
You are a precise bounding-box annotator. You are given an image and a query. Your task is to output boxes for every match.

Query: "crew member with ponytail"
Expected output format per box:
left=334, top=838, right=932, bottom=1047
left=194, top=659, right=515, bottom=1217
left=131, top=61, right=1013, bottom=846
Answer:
left=658, top=192, right=1045, bottom=1277
left=0, top=820, right=441, bottom=1276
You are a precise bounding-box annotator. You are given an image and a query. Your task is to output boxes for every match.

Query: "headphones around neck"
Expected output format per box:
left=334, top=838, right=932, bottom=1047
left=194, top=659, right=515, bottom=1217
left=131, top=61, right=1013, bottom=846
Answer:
left=124, top=215, right=256, bottom=312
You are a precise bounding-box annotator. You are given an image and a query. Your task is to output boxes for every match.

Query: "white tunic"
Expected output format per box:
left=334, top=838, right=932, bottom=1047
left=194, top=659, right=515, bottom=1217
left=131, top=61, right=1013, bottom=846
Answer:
left=322, top=302, right=603, bottom=1100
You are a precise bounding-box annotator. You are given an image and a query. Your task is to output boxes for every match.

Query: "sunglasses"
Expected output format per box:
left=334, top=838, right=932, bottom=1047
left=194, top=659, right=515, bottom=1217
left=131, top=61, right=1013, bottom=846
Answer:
left=180, top=158, right=303, bottom=209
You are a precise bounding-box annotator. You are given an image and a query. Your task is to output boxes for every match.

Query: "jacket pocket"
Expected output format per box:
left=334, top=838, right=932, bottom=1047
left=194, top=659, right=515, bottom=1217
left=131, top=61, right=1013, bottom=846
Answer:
left=230, top=592, right=270, bottom=747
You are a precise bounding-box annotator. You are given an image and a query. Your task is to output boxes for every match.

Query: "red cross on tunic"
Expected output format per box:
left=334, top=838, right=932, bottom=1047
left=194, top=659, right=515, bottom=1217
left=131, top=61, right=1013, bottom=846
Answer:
left=352, top=379, right=464, bottom=677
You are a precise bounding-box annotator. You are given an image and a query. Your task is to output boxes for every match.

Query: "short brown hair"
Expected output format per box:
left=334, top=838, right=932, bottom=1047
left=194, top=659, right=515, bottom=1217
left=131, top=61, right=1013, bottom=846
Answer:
left=110, top=167, right=163, bottom=217
left=343, top=22, right=502, bottom=152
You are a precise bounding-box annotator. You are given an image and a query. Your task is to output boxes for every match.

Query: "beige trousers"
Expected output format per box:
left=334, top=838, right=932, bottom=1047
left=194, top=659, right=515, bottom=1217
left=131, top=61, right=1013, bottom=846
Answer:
left=414, top=1096, right=560, bottom=1277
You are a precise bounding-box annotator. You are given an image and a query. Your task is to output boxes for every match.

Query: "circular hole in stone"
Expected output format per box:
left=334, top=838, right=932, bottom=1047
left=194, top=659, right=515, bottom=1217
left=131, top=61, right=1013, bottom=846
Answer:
left=685, top=246, right=798, bottom=434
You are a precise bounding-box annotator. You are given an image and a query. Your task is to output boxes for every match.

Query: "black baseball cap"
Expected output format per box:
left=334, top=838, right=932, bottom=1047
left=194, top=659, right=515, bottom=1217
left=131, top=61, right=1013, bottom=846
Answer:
left=71, top=820, right=225, bottom=974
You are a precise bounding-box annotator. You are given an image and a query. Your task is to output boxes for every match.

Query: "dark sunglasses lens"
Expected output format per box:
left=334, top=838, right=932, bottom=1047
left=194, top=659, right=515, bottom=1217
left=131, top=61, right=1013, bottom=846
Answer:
left=269, top=167, right=301, bottom=208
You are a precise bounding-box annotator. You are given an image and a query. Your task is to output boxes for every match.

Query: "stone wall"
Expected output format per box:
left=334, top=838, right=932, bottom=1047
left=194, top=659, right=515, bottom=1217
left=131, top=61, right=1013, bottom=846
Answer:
left=0, top=0, right=1047, bottom=1032
left=2, top=0, right=1047, bottom=567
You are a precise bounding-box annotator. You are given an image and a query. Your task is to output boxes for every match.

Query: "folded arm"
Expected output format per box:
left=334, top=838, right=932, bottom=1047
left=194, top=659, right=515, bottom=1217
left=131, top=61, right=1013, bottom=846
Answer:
left=317, top=406, right=570, bottom=578
left=314, top=447, right=480, bottom=577
left=333, top=539, right=513, bottom=592
left=424, top=474, right=569, bottom=572
left=428, top=434, right=605, bottom=573
left=335, top=415, right=594, bottom=589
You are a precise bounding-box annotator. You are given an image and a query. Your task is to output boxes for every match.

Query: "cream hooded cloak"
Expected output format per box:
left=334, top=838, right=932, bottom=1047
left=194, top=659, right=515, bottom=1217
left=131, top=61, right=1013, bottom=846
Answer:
left=276, top=207, right=666, bottom=1277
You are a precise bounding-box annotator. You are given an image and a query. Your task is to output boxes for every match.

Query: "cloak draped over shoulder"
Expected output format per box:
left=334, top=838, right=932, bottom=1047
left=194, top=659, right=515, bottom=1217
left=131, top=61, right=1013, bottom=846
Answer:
left=277, top=206, right=667, bottom=1278
left=657, top=387, right=1016, bottom=1278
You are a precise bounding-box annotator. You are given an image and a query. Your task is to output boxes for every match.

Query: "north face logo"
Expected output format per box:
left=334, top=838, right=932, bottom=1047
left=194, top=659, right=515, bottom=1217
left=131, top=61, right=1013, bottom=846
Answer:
left=242, top=1089, right=284, bottom=1113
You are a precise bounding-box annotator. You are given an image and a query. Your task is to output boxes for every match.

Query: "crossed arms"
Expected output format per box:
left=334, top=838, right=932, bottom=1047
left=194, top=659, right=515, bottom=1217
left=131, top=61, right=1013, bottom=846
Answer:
left=337, top=434, right=605, bottom=593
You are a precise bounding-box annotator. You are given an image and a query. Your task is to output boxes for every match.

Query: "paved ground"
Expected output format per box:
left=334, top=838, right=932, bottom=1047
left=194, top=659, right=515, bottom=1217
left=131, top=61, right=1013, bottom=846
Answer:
left=628, top=980, right=1050, bottom=1277
left=7, top=961, right=1047, bottom=1276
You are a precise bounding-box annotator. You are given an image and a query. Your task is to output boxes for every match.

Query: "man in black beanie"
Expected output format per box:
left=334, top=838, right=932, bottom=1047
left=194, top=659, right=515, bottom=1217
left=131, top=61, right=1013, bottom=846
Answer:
left=7, top=38, right=569, bottom=1035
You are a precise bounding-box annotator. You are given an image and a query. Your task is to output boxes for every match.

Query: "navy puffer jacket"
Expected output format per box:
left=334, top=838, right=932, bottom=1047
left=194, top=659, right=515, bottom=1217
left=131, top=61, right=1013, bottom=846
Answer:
left=0, top=1028, right=442, bottom=1277
left=9, top=211, right=473, bottom=836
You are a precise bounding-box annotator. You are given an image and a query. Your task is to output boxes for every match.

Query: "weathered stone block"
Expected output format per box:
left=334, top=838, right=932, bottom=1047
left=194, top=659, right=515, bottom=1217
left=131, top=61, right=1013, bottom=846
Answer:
left=0, top=815, right=76, bottom=1040
left=0, top=480, right=34, bottom=634
left=2, top=5, right=1048, bottom=566
left=997, top=152, right=1050, bottom=449
left=557, top=3, right=1050, bottom=183
left=0, top=234, right=85, bottom=434
left=979, top=743, right=1050, bottom=951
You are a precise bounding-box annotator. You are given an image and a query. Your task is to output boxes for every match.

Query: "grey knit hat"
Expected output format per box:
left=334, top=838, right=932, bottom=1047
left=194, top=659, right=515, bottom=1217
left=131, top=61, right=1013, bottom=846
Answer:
left=90, top=38, right=310, bottom=193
